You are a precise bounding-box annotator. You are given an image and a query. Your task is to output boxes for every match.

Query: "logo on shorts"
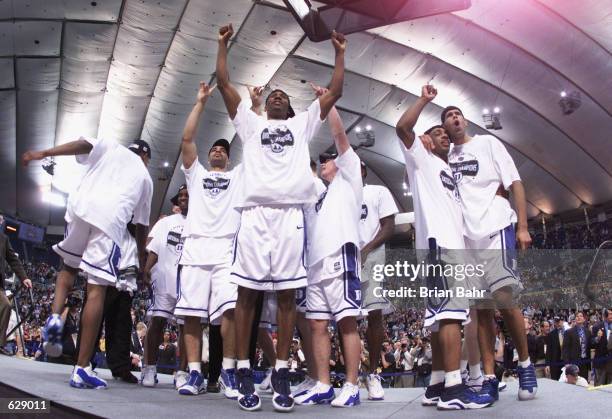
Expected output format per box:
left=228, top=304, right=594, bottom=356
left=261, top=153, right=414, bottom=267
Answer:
left=166, top=231, right=184, bottom=254
left=261, top=125, right=295, bottom=154
left=334, top=261, right=341, bottom=271
left=449, top=152, right=478, bottom=184
left=361, top=204, right=368, bottom=220
left=315, top=190, right=328, bottom=213
left=439, top=169, right=460, bottom=202
left=202, top=176, right=230, bottom=198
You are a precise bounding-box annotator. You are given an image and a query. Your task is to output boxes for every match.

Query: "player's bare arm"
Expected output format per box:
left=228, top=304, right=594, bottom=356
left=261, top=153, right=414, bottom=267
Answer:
left=182, top=81, right=216, bottom=169
left=396, top=85, right=437, bottom=149
left=135, top=223, right=149, bottom=279
left=143, top=251, right=158, bottom=287
left=318, top=31, right=346, bottom=120
left=216, top=24, right=242, bottom=120
left=311, top=83, right=349, bottom=154
left=510, top=180, right=532, bottom=249
left=22, top=139, right=94, bottom=166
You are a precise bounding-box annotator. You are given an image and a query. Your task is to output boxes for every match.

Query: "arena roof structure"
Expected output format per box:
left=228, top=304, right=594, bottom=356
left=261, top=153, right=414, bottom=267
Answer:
left=1, top=0, right=611, bottom=227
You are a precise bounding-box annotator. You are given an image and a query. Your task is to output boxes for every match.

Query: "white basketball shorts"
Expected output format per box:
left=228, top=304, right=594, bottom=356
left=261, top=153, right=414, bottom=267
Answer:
left=360, top=245, right=393, bottom=315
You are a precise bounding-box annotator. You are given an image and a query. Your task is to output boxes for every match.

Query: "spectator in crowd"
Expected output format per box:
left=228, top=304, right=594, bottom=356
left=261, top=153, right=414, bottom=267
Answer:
left=131, top=322, right=147, bottom=370
left=157, top=331, right=177, bottom=375
left=563, top=311, right=591, bottom=380
left=525, top=317, right=538, bottom=369
left=412, top=337, right=432, bottom=388
left=591, top=308, right=612, bottom=385
left=559, top=364, right=589, bottom=388
left=380, top=340, right=396, bottom=388
left=547, top=317, right=565, bottom=380
left=536, top=320, right=551, bottom=378
left=394, top=337, right=414, bottom=388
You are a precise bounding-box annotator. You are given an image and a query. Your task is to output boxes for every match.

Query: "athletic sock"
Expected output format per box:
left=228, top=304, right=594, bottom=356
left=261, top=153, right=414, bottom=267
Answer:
left=518, top=358, right=532, bottom=368
left=317, top=381, right=331, bottom=392
left=444, top=370, right=462, bottom=387
left=237, top=359, right=250, bottom=370
left=430, top=370, right=445, bottom=386
left=469, top=363, right=482, bottom=379
left=275, top=359, right=289, bottom=371
left=222, top=357, right=236, bottom=370
left=188, top=362, right=201, bottom=373
left=460, top=359, right=468, bottom=372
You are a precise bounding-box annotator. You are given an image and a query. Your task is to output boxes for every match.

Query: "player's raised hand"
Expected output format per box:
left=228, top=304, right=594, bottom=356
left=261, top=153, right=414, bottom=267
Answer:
left=331, top=30, right=346, bottom=54
left=421, top=84, right=437, bottom=102
left=219, top=24, right=234, bottom=45
left=21, top=150, right=45, bottom=167
left=197, top=81, right=216, bottom=103
left=247, top=85, right=265, bottom=107
left=419, top=134, right=435, bottom=152
left=309, top=82, right=328, bottom=97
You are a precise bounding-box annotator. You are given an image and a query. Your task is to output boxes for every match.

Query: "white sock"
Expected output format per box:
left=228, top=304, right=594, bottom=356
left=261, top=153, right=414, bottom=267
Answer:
left=518, top=358, right=531, bottom=368
left=188, top=362, right=201, bottom=373
left=430, top=370, right=445, bottom=386
left=444, top=370, right=462, bottom=387
left=318, top=381, right=331, bottom=391
left=222, top=357, right=235, bottom=370
left=237, top=359, right=250, bottom=370
left=485, top=374, right=496, bottom=380
left=275, top=359, right=289, bottom=371
left=469, top=363, right=482, bottom=379
left=460, top=360, right=468, bottom=372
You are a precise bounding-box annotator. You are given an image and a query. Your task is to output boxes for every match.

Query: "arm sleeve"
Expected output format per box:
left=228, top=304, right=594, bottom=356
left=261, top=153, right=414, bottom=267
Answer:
left=303, top=99, right=325, bottom=143
left=335, top=147, right=363, bottom=203
left=146, top=220, right=162, bottom=254
left=491, top=138, right=521, bottom=189
left=378, top=186, right=399, bottom=219
left=181, top=159, right=204, bottom=190
left=132, top=177, right=153, bottom=226
left=231, top=100, right=259, bottom=144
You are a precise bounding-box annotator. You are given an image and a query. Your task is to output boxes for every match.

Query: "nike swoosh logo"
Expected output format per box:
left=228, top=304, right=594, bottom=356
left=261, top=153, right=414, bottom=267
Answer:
left=297, top=226, right=304, bottom=230
left=489, top=233, right=498, bottom=239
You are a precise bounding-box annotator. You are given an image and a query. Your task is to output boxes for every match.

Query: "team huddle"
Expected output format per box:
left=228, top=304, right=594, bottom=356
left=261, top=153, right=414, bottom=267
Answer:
left=21, top=24, right=537, bottom=412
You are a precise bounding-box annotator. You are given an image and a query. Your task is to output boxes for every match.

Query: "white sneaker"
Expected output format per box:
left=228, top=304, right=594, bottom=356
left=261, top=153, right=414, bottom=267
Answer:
left=141, top=365, right=157, bottom=387
left=331, top=382, right=360, bottom=407
left=366, top=373, right=384, bottom=400
left=175, top=370, right=189, bottom=390
left=292, top=375, right=316, bottom=397
left=294, top=381, right=335, bottom=405
left=498, top=380, right=507, bottom=392
left=466, top=374, right=484, bottom=391
left=259, top=368, right=273, bottom=393
left=69, top=366, right=108, bottom=389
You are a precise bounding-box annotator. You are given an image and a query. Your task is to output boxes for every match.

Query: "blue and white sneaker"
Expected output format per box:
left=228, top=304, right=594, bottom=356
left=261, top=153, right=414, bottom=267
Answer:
left=292, top=374, right=316, bottom=397
left=259, top=368, right=274, bottom=393
left=498, top=380, right=507, bottom=392
left=294, top=381, right=335, bottom=405
left=178, top=370, right=206, bottom=395
left=174, top=370, right=189, bottom=390
left=517, top=364, right=537, bottom=401
left=437, top=383, right=494, bottom=410
left=366, top=373, right=385, bottom=400
left=422, top=381, right=444, bottom=406
left=331, top=382, right=360, bottom=407
left=220, top=368, right=240, bottom=399
left=479, top=377, right=499, bottom=401
left=70, top=366, right=108, bottom=389
left=271, top=368, right=294, bottom=412
left=42, top=314, right=63, bottom=358
left=236, top=368, right=261, bottom=411
left=466, top=374, right=484, bottom=391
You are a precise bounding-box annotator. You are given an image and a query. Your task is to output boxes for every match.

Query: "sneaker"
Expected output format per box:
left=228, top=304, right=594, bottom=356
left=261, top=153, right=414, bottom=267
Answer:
left=174, top=370, right=189, bottom=390
left=141, top=366, right=157, bottom=388
left=207, top=381, right=220, bottom=393
left=42, top=314, right=63, bottom=358
left=461, top=369, right=469, bottom=383
left=220, top=368, right=240, bottom=399
left=331, top=382, right=360, bottom=407
left=294, top=381, right=335, bottom=405
left=271, top=368, right=294, bottom=412
left=178, top=370, right=206, bottom=395
left=422, top=381, right=444, bottom=406
left=437, top=383, right=494, bottom=410
left=517, top=364, right=537, bottom=401
left=292, top=375, right=316, bottom=397
left=236, top=368, right=261, bottom=411
left=498, top=380, right=507, bottom=392
left=70, top=366, right=108, bottom=389
left=466, top=374, right=484, bottom=391
left=479, top=377, right=499, bottom=401
left=365, top=373, right=384, bottom=400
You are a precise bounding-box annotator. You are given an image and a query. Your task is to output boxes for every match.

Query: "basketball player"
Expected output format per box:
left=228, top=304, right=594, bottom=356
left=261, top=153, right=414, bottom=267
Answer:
left=396, top=85, right=494, bottom=409
left=358, top=161, right=398, bottom=400
left=140, top=184, right=188, bottom=387
left=442, top=103, right=537, bottom=401
left=216, top=24, right=346, bottom=412
left=22, top=137, right=153, bottom=389
left=173, top=82, right=241, bottom=398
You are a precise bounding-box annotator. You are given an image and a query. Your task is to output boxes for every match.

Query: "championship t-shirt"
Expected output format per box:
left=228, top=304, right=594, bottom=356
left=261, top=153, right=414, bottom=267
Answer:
left=147, top=213, right=186, bottom=295
left=359, top=184, right=399, bottom=249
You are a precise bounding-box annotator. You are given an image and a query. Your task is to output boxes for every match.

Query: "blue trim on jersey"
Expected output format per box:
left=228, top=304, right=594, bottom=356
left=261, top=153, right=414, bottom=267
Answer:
left=56, top=244, right=83, bottom=258
left=149, top=308, right=175, bottom=316
left=500, top=224, right=519, bottom=280
left=231, top=226, right=240, bottom=266
left=208, top=299, right=237, bottom=318
left=176, top=265, right=183, bottom=302
left=301, top=208, right=307, bottom=270
left=174, top=307, right=208, bottom=312
left=340, top=243, right=361, bottom=309
left=295, top=287, right=307, bottom=308
left=230, top=272, right=307, bottom=283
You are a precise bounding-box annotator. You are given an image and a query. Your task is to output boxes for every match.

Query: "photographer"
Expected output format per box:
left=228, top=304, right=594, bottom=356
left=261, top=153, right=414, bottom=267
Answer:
left=412, top=336, right=432, bottom=388
left=394, top=338, right=415, bottom=388
left=380, top=340, right=396, bottom=387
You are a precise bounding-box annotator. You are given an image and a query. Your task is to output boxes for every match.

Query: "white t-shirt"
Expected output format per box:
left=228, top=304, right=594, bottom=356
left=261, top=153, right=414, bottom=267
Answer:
left=232, top=99, right=324, bottom=208
left=305, top=148, right=363, bottom=272
left=66, top=136, right=153, bottom=245
left=314, top=176, right=326, bottom=195
left=147, top=213, right=186, bottom=294
left=448, top=135, right=521, bottom=240
left=400, top=137, right=464, bottom=250
left=359, top=184, right=399, bottom=249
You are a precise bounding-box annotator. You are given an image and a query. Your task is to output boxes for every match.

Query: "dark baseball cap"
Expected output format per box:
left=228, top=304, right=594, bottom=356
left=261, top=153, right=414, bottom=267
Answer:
left=319, top=152, right=337, bottom=164
left=128, top=139, right=152, bottom=158
left=170, top=184, right=187, bottom=206
left=266, top=89, right=295, bottom=119
left=209, top=138, right=230, bottom=157
left=440, top=106, right=463, bottom=124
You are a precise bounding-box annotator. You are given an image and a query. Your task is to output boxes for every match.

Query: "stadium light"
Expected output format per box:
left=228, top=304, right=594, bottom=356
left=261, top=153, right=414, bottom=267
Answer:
left=355, top=126, right=362, bottom=133
left=163, top=161, right=169, bottom=168
left=365, top=124, right=372, bottom=131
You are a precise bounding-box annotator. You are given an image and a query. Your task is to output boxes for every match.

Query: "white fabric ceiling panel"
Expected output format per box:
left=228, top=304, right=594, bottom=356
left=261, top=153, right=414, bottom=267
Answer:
left=538, top=0, right=612, bottom=53
left=153, top=68, right=207, bottom=104
left=61, top=58, right=110, bottom=93
left=0, top=22, right=13, bottom=55
left=63, top=22, right=118, bottom=61
left=112, top=25, right=175, bottom=66
left=371, top=14, right=612, bottom=172
left=164, top=31, right=217, bottom=76
left=0, top=58, right=13, bottom=89
left=13, top=21, right=61, bottom=56
left=455, top=0, right=612, bottom=113
left=308, top=109, right=360, bottom=158
left=55, top=90, right=105, bottom=144
left=122, top=0, right=187, bottom=32
left=0, top=91, right=16, bottom=215
left=12, top=0, right=63, bottom=19
left=97, top=94, right=150, bottom=142
left=64, top=0, right=122, bottom=22
left=16, top=58, right=60, bottom=91
left=178, top=0, right=252, bottom=41
left=105, top=60, right=158, bottom=96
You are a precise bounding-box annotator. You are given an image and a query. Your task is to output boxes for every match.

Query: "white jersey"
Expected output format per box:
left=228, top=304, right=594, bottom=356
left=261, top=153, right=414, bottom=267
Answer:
left=181, top=159, right=242, bottom=238
left=232, top=99, right=324, bottom=208
left=147, top=213, right=186, bottom=294
left=66, top=136, right=153, bottom=245
left=448, top=135, right=521, bottom=240
left=314, top=176, right=326, bottom=195
left=359, top=184, right=399, bottom=249
left=305, top=148, right=363, bottom=273
left=400, top=137, right=464, bottom=250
